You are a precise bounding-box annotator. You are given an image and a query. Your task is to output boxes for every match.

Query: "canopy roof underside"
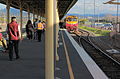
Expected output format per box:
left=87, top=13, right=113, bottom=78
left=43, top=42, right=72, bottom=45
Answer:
left=0, top=0, right=77, bottom=19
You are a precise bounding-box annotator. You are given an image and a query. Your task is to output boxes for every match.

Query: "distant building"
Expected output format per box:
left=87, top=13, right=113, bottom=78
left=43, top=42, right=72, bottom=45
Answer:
left=104, top=14, right=120, bottom=23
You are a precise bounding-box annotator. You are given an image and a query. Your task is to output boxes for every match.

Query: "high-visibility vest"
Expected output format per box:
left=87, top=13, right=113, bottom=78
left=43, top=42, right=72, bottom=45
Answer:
left=37, top=23, right=44, bottom=30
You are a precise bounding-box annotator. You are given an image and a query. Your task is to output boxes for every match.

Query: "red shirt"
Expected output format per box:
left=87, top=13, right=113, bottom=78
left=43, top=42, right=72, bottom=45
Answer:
left=8, top=21, right=19, bottom=40
left=0, top=33, right=2, bottom=40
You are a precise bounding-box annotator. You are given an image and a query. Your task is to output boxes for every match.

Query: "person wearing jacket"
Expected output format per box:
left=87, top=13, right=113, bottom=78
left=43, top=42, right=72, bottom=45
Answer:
left=37, top=20, right=44, bottom=42
left=7, top=17, right=20, bottom=61
left=0, top=27, right=8, bottom=52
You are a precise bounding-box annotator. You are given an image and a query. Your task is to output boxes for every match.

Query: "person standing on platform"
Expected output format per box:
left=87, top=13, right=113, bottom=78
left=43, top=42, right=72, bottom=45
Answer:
left=33, top=19, right=38, bottom=40
left=37, top=20, right=44, bottom=42
left=26, top=20, right=34, bottom=40
left=0, top=27, right=8, bottom=52
left=42, top=21, right=46, bottom=34
left=7, top=17, right=20, bottom=61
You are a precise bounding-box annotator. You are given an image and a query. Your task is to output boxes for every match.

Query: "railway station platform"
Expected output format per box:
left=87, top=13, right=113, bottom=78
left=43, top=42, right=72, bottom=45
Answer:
left=0, top=30, right=108, bottom=79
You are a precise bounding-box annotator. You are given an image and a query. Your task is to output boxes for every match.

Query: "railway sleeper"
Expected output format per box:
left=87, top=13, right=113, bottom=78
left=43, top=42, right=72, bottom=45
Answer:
left=103, top=67, right=119, bottom=71
left=93, top=54, right=105, bottom=57
left=101, top=70, right=120, bottom=78
left=96, top=60, right=119, bottom=67
left=105, top=71, right=120, bottom=79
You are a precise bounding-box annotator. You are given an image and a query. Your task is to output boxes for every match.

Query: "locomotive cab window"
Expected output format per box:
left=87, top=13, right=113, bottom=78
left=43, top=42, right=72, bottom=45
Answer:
left=67, top=18, right=77, bottom=21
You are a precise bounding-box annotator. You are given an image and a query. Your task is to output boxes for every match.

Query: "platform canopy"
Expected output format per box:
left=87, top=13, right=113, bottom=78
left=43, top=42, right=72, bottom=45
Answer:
left=104, top=0, right=120, bottom=5
left=0, top=0, right=77, bottom=19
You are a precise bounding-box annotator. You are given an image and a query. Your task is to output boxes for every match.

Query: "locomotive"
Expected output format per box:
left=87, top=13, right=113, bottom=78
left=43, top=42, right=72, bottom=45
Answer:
left=64, top=16, right=78, bottom=32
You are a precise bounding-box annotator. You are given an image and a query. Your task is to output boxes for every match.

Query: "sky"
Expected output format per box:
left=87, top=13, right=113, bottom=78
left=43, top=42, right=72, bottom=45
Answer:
left=68, top=0, right=120, bottom=14
left=0, top=4, right=6, bottom=9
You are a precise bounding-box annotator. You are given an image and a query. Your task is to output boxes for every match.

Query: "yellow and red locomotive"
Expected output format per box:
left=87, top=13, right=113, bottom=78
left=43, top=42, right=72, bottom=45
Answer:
left=65, top=16, right=78, bottom=32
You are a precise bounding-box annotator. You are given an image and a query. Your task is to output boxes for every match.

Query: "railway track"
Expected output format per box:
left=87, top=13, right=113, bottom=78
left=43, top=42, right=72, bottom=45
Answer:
left=74, top=29, right=120, bottom=79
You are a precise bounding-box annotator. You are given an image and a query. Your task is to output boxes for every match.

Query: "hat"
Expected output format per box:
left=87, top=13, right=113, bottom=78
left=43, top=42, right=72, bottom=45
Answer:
left=11, top=17, right=16, bottom=20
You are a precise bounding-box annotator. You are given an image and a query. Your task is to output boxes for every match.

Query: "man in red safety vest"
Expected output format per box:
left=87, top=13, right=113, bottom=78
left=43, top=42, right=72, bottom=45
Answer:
left=7, top=17, right=21, bottom=61
left=37, top=20, right=44, bottom=42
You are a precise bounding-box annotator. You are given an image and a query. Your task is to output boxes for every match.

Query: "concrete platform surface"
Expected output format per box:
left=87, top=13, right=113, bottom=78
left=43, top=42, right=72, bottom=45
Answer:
left=0, top=38, right=45, bottom=79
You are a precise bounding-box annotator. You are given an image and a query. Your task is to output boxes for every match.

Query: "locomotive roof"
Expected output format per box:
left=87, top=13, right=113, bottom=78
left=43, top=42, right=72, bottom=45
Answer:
left=66, top=16, right=78, bottom=18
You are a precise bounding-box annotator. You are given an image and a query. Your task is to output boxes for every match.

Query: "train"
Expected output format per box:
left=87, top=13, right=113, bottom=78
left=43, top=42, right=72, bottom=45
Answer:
left=64, top=16, right=78, bottom=32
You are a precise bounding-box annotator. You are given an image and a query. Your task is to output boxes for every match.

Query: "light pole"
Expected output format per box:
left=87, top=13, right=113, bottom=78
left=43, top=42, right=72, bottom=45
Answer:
left=84, top=0, right=85, bottom=19
left=93, top=0, right=96, bottom=28
left=116, top=0, right=119, bottom=32
left=95, top=4, right=103, bottom=23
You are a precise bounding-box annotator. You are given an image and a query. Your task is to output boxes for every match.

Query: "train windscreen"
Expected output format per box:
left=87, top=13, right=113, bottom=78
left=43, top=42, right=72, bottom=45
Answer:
left=67, top=18, right=77, bottom=21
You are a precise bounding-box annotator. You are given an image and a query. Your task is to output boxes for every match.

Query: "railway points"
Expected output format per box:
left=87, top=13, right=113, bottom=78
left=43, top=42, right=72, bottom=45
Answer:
left=73, top=28, right=120, bottom=79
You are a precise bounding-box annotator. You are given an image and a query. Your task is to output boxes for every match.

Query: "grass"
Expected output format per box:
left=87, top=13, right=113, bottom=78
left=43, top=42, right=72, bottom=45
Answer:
left=79, top=25, right=111, bottom=36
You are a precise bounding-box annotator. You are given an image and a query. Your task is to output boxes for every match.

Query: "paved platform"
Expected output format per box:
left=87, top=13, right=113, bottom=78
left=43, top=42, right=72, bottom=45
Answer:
left=56, top=31, right=70, bottom=79
left=0, top=37, right=45, bottom=79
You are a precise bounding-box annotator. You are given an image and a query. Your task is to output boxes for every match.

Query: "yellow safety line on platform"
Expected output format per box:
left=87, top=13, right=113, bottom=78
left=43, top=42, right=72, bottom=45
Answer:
left=61, top=31, right=75, bottom=79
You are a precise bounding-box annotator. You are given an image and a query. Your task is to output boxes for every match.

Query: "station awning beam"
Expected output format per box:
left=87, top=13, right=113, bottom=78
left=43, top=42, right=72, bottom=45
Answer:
left=6, top=0, right=10, bottom=24
left=104, top=0, right=120, bottom=5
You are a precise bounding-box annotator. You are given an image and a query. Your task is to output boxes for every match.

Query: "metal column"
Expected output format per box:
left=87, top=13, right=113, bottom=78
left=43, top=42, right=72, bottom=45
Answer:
left=40, top=16, right=43, bottom=21
left=6, top=0, right=10, bottom=24
left=45, top=0, right=55, bottom=78
left=20, top=2, right=23, bottom=38
left=36, top=9, right=39, bottom=19
left=37, top=13, right=39, bottom=19
left=28, top=6, right=30, bottom=20
left=33, top=9, right=35, bottom=22
left=40, top=13, right=42, bottom=21
left=56, top=9, right=59, bottom=61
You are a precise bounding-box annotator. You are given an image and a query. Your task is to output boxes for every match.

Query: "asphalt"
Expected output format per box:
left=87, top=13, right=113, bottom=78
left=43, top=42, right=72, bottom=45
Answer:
left=0, top=37, right=45, bottom=79
left=56, top=31, right=70, bottom=79
left=62, top=31, right=93, bottom=79
left=56, top=30, right=94, bottom=79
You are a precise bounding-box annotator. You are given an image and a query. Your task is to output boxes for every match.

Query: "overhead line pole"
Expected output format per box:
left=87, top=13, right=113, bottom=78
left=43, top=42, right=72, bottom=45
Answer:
left=84, top=0, right=85, bottom=19
left=116, top=0, right=119, bottom=25
left=20, top=0, right=23, bottom=38
left=94, top=0, right=96, bottom=27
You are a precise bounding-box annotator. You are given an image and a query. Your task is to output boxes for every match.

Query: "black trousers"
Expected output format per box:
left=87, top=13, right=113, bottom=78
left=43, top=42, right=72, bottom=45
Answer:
left=37, top=30, right=43, bottom=41
left=27, top=30, right=33, bottom=40
left=9, top=40, right=19, bottom=60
